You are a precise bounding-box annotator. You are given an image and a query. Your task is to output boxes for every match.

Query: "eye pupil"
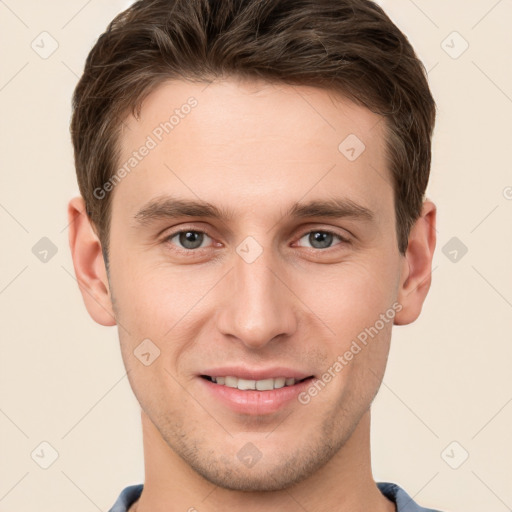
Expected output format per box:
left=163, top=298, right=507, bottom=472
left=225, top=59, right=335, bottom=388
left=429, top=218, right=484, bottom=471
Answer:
left=309, top=231, right=333, bottom=249
left=170, top=229, right=342, bottom=252
left=179, top=231, right=203, bottom=249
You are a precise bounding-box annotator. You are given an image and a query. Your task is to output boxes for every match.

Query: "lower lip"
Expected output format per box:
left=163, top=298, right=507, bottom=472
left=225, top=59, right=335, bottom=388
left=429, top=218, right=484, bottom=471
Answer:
left=199, top=376, right=316, bottom=415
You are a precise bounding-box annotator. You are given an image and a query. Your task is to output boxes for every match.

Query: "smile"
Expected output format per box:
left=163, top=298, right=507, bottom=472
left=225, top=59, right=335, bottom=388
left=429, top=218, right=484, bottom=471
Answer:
left=199, top=374, right=317, bottom=415
left=201, top=375, right=312, bottom=391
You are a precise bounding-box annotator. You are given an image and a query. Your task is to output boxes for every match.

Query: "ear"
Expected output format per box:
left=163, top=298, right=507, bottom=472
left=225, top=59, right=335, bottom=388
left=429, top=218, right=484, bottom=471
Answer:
left=394, top=199, right=437, bottom=326
left=67, top=196, right=116, bottom=326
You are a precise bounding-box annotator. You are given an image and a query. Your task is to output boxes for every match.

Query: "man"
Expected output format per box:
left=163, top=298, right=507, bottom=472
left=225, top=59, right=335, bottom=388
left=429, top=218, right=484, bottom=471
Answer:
left=67, top=0, right=443, bottom=510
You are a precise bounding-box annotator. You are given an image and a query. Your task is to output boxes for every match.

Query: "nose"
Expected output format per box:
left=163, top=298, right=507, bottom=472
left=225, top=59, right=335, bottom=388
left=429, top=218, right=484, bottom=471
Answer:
left=216, top=244, right=298, bottom=349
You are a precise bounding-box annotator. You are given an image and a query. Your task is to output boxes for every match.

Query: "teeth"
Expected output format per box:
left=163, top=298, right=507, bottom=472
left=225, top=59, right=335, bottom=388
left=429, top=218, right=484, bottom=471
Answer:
left=211, top=376, right=298, bottom=390
left=237, top=378, right=256, bottom=390
left=256, top=378, right=274, bottom=391
left=273, top=377, right=285, bottom=389
left=225, top=376, right=238, bottom=388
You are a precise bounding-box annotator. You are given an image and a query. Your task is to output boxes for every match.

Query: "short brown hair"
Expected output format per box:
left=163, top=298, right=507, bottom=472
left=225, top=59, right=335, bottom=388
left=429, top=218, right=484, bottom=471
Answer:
left=70, top=0, right=436, bottom=267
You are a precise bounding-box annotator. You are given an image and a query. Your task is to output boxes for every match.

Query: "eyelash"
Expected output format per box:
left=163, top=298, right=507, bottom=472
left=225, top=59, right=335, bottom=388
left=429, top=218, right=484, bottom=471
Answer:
left=163, top=227, right=351, bottom=253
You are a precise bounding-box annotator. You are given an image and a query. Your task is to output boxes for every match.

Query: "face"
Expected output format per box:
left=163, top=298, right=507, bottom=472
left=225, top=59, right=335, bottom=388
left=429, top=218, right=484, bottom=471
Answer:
left=105, top=78, right=406, bottom=491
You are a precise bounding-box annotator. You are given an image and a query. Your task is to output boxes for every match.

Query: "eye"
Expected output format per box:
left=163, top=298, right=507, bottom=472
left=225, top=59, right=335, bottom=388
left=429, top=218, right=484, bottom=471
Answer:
left=296, top=230, right=349, bottom=250
left=166, top=229, right=213, bottom=250
left=163, top=227, right=349, bottom=253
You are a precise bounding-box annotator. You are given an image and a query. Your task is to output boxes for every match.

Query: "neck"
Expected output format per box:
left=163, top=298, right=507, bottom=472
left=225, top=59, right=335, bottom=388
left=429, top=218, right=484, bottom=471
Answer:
left=130, top=409, right=395, bottom=512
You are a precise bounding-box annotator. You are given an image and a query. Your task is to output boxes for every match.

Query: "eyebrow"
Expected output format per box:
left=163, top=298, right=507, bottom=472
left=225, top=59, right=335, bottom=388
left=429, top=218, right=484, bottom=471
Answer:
left=132, top=195, right=375, bottom=226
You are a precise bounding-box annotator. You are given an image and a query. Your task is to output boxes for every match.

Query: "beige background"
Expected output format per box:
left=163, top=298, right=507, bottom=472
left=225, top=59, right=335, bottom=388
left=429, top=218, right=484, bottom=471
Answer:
left=1, top=1, right=511, bottom=511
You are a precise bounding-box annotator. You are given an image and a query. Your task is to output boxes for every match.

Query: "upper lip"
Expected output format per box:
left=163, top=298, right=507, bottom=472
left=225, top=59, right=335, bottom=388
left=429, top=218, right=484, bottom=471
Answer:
left=200, top=366, right=314, bottom=381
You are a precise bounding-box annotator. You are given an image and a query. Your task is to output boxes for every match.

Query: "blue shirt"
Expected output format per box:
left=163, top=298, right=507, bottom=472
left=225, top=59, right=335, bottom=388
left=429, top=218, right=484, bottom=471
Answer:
left=108, top=482, right=445, bottom=511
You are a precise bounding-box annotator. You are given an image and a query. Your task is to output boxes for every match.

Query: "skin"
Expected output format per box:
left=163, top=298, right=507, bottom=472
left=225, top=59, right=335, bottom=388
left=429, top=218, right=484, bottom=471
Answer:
left=68, top=77, right=436, bottom=512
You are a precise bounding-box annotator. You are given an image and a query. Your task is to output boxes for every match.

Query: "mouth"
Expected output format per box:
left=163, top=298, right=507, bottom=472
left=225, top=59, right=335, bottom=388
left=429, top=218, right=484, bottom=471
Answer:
left=200, top=374, right=315, bottom=391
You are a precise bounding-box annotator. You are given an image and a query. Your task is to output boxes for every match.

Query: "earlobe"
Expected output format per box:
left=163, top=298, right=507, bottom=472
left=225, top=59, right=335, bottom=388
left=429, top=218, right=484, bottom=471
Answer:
left=67, top=196, right=117, bottom=326
left=394, top=200, right=437, bottom=326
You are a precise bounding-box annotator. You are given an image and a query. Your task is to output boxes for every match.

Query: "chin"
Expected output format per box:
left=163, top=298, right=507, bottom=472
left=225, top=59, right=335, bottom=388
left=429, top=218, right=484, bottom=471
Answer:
left=193, top=463, right=311, bottom=492
left=184, top=439, right=337, bottom=492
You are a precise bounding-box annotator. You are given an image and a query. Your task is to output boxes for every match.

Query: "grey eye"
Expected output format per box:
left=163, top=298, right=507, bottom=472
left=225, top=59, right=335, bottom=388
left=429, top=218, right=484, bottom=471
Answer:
left=169, top=230, right=211, bottom=250
left=298, top=231, right=343, bottom=249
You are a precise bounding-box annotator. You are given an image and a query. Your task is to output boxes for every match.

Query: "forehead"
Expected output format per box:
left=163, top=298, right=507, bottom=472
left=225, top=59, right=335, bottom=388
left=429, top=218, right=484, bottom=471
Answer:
left=112, top=78, right=392, bottom=224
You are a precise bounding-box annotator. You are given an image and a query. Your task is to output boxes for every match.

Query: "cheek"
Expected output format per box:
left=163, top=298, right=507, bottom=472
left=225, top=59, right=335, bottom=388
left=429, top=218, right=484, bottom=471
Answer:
left=295, top=258, right=398, bottom=336
left=111, top=235, right=399, bottom=347
left=111, top=261, right=221, bottom=383
left=110, top=256, right=199, bottom=333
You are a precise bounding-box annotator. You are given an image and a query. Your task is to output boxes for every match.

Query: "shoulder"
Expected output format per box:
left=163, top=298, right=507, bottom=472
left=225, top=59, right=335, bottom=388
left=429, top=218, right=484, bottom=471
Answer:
left=107, top=484, right=144, bottom=512
left=377, top=481, right=448, bottom=512
left=108, top=482, right=448, bottom=512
